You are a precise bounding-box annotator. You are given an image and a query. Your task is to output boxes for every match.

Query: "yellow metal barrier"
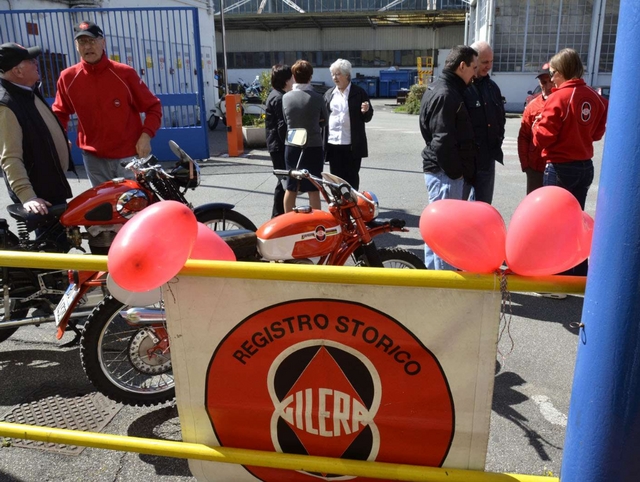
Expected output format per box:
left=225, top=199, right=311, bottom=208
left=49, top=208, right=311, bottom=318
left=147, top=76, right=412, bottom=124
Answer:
left=0, top=251, right=576, bottom=481
left=0, top=250, right=586, bottom=294
left=0, top=422, right=557, bottom=482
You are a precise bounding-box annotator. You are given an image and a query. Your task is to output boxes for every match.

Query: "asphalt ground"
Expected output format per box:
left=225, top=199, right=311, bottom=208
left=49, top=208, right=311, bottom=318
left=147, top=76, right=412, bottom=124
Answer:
left=0, top=98, right=604, bottom=481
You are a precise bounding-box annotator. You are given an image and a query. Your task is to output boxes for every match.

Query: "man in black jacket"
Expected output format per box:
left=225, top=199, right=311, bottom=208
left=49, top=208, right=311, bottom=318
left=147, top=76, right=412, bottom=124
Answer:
left=463, top=41, right=506, bottom=204
left=324, top=58, right=374, bottom=190
left=0, top=43, right=73, bottom=215
left=420, top=45, right=478, bottom=270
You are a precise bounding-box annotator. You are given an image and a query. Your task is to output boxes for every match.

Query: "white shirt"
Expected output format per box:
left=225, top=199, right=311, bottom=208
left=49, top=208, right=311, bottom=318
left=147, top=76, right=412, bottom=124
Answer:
left=328, top=83, right=351, bottom=145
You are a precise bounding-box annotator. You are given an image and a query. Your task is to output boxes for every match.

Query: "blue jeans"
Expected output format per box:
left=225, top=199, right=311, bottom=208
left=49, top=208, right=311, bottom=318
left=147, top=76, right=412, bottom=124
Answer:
left=470, top=163, right=496, bottom=204
left=544, top=160, right=594, bottom=275
left=543, top=160, right=594, bottom=210
left=423, top=170, right=466, bottom=270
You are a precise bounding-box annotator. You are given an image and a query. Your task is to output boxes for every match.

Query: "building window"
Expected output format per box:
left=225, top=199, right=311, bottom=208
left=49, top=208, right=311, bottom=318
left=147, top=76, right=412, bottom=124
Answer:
left=599, top=0, right=619, bottom=73
left=493, top=0, right=596, bottom=73
left=218, top=50, right=434, bottom=70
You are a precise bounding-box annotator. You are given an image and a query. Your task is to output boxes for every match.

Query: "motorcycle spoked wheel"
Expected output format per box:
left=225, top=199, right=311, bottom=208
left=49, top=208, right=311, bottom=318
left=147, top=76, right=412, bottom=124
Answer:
left=357, top=247, right=427, bottom=270
left=80, top=296, right=174, bottom=406
left=196, top=208, right=257, bottom=232
left=0, top=231, right=33, bottom=343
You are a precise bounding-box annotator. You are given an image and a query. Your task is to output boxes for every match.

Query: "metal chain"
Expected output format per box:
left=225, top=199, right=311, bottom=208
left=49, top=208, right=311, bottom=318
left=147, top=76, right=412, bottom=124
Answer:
left=497, top=270, right=515, bottom=366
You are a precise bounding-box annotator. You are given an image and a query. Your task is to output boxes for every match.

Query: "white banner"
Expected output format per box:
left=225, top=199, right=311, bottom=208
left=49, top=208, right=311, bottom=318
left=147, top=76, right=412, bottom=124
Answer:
left=163, top=275, right=501, bottom=481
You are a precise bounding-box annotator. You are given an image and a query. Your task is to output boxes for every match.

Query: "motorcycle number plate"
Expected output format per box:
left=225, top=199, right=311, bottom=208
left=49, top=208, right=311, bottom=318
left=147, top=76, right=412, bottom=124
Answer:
left=54, top=283, right=80, bottom=327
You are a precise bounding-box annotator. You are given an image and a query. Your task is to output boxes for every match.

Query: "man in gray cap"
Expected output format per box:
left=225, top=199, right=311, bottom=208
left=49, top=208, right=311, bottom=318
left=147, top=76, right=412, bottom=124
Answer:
left=53, top=21, right=162, bottom=186
left=0, top=42, right=73, bottom=214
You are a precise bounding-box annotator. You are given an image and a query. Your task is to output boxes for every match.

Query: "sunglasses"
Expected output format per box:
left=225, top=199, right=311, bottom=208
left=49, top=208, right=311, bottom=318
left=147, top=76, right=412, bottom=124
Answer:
left=549, top=69, right=557, bottom=79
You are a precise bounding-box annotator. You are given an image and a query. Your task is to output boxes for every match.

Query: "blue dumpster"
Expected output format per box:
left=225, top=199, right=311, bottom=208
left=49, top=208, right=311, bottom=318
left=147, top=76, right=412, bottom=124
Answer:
left=352, top=76, right=379, bottom=98
left=379, top=69, right=417, bottom=97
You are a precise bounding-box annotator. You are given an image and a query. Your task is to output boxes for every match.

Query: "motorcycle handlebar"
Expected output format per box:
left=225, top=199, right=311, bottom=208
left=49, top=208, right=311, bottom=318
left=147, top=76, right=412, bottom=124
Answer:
left=273, top=169, right=309, bottom=180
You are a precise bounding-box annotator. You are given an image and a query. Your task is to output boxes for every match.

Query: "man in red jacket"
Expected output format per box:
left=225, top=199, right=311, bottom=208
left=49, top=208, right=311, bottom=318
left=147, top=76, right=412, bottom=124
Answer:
left=518, top=63, right=554, bottom=194
left=53, top=21, right=162, bottom=186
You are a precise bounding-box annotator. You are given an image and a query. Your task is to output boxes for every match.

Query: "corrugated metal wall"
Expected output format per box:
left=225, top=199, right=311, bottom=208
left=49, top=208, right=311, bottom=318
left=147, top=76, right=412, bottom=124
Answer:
left=217, top=25, right=464, bottom=52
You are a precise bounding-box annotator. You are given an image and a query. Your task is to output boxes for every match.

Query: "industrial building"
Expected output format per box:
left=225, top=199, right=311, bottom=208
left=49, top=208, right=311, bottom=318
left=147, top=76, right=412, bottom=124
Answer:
left=215, top=0, right=619, bottom=111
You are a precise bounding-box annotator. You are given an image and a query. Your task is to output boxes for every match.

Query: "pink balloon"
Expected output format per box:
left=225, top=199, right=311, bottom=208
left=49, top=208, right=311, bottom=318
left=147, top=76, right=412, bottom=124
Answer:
left=108, top=200, right=197, bottom=292
left=189, top=223, right=236, bottom=261
left=419, top=200, right=506, bottom=273
left=506, top=186, right=591, bottom=276
left=580, top=212, right=595, bottom=258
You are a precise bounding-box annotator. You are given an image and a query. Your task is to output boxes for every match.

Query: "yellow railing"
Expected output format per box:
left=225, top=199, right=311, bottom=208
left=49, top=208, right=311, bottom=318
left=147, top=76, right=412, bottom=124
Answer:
left=0, top=250, right=576, bottom=481
left=0, top=422, right=557, bottom=482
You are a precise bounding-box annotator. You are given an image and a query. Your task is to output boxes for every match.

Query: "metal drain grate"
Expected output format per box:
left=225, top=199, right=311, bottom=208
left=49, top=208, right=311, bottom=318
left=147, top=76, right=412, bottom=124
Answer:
left=2, top=385, right=122, bottom=455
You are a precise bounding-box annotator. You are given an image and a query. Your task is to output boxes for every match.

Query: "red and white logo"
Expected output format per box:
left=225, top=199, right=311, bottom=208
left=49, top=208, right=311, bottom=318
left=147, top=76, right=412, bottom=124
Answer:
left=581, top=101, right=592, bottom=122
left=113, top=99, right=121, bottom=108
left=314, top=225, right=327, bottom=242
left=79, top=22, right=90, bottom=30
left=205, top=299, right=454, bottom=481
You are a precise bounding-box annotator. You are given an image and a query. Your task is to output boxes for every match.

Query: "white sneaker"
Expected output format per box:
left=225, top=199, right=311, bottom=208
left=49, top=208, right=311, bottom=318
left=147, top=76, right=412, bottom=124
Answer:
left=537, top=292, right=568, bottom=300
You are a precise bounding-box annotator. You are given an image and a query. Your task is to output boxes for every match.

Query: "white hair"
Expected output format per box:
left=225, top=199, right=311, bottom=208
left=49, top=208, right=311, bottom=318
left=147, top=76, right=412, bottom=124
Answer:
left=330, top=58, right=352, bottom=80
left=470, top=40, right=492, bottom=55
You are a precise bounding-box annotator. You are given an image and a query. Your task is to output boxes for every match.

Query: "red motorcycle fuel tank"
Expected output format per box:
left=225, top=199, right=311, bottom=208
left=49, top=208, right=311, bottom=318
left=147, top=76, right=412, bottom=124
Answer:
left=257, top=209, right=342, bottom=260
left=60, top=179, right=149, bottom=227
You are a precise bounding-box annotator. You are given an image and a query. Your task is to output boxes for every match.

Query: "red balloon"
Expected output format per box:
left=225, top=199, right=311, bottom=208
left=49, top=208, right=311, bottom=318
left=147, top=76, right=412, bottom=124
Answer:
left=108, top=201, right=197, bottom=292
left=189, top=223, right=237, bottom=261
left=419, top=200, right=506, bottom=273
left=580, top=212, right=595, bottom=258
left=506, top=186, right=592, bottom=276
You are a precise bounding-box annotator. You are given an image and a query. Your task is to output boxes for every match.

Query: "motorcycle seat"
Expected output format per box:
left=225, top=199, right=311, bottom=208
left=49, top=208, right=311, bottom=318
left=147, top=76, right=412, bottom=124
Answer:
left=244, top=96, right=263, bottom=105
left=217, top=229, right=257, bottom=261
left=6, top=203, right=67, bottom=232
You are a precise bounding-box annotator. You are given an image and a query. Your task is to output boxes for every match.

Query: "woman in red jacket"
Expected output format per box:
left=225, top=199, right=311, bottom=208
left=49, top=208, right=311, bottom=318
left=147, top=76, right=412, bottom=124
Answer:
left=532, top=48, right=608, bottom=276
left=532, top=48, right=608, bottom=209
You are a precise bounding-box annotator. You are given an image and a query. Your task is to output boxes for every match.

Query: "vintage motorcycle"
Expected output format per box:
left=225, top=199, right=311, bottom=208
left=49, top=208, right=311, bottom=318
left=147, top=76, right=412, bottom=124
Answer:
left=0, top=142, right=256, bottom=400
left=93, top=129, right=425, bottom=406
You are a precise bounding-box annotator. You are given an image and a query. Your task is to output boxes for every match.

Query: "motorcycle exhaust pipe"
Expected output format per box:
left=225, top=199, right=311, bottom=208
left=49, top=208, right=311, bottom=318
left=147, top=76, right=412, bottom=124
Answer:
left=120, top=307, right=165, bottom=325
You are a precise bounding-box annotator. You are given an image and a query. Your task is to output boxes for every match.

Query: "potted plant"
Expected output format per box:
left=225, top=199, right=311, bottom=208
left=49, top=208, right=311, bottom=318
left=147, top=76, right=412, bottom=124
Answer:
left=241, top=71, right=271, bottom=148
left=242, top=113, right=267, bottom=147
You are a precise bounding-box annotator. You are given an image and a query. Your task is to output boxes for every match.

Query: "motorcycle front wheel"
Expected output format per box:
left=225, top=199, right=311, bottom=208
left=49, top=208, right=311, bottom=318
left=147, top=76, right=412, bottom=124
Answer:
left=80, top=296, right=174, bottom=406
left=358, top=247, right=427, bottom=269
left=197, top=208, right=257, bottom=232
left=207, top=113, right=219, bottom=130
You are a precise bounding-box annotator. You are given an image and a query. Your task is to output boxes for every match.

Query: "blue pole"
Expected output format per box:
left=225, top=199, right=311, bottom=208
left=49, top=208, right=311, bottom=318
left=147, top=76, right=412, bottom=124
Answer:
left=561, top=0, right=640, bottom=480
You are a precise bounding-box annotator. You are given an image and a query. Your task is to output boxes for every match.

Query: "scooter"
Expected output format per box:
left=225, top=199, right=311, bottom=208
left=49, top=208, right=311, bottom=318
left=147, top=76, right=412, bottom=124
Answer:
left=207, top=86, right=266, bottom=130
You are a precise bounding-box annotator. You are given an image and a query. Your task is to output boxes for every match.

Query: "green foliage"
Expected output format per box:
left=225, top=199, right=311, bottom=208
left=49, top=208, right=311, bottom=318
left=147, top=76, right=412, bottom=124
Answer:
left=404, top=84, right=427, bottom=115
left=259, top=70, right=271, bottom=104
left=242, top=114, right=265, bottom=128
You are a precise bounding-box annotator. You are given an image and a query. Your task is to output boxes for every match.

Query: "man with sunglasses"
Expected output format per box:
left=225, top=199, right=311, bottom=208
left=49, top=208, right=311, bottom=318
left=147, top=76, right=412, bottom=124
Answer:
left=0, top=43, right=73, bottom=215
left=53, top=21, right=162, bottom=187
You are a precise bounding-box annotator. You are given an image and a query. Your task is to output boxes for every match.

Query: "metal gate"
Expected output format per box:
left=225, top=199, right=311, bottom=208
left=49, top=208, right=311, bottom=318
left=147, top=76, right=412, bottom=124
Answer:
left=0, top=7, right=209, bottom=163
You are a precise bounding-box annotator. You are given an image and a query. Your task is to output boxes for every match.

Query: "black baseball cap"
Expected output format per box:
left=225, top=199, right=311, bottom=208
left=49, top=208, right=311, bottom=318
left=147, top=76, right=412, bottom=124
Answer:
left=74, top=21, right=104, bottom=40
left=0, top=42, right=41, bottom=73
left=536, top=63, right=551, bottom=79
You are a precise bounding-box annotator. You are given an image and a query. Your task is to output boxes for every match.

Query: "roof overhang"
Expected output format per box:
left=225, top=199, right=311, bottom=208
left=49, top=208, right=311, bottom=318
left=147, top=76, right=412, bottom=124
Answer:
left=214, top=11, right=467, bottom=32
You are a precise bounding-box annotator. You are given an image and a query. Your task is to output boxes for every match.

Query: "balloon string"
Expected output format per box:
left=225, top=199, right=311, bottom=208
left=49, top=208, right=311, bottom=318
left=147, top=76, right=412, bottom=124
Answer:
left=497, top=269, right=514, bottom=366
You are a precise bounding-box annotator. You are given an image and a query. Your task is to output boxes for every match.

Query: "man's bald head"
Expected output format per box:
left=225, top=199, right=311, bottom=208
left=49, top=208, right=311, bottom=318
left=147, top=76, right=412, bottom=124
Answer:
left=470, top=41, right=494, bottom=78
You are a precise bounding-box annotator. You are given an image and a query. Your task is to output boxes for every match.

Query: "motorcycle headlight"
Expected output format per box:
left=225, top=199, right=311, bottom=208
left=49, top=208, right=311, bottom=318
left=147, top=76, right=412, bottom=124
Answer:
left=116, top=189, right=150, bottom=219
left=358, top=191, right=379, bottom=222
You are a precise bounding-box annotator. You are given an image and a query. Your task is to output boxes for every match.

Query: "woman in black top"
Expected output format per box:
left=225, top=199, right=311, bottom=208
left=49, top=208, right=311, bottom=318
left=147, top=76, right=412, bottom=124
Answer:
left=265, top=64, right=293, bottom=217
